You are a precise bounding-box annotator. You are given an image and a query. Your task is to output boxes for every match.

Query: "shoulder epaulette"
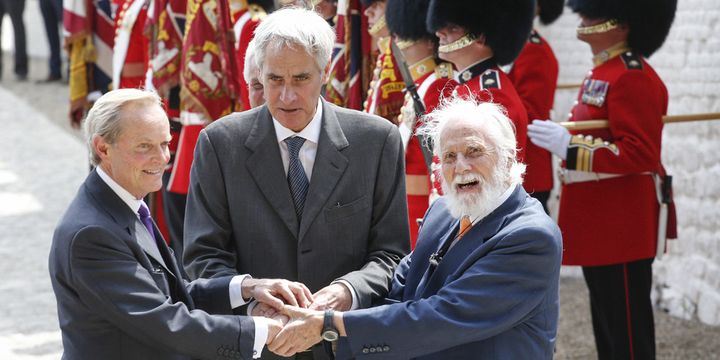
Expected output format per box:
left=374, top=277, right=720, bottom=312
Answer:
left=248, top=4, right=267, bottom=22
left=529, top=30, right=542, bottom=45
left=435, top=62, right=453, bottom=79
left=620, top=51, right=643, bottom=70
left=480, top=69, right=501, bottom=89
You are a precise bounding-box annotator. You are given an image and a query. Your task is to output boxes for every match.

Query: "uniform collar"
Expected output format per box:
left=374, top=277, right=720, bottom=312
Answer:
left=593, top=42, right=631, bottom=67
left=456, top=57, right=497, bottom=84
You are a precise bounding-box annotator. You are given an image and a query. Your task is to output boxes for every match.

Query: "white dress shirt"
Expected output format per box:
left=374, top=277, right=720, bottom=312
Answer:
left=96, top=167, right=266, bottom=358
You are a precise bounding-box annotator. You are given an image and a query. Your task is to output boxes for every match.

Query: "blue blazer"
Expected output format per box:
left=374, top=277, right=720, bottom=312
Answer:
left=336, top=185, right=562, bottom=359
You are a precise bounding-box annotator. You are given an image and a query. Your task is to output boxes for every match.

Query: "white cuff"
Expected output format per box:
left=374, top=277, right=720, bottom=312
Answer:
left=333, top=280, right=359, bottom=310
left=251, top=317, right=269, bottom=359
left=230, top=274, right=252, bottom=309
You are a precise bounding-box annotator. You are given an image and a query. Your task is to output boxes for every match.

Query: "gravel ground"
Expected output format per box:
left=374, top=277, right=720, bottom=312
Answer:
left=1, top=53, right=719, bottom=359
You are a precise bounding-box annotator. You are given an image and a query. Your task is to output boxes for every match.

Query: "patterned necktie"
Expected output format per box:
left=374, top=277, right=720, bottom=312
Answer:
left=138, top=201, right=155, bottom=240
left=285, top=136, right=309, bottom=218
left=458, top=216, right=472, bottom=239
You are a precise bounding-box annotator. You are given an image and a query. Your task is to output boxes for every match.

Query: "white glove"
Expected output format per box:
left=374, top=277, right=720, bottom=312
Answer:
left=527, top=119, right=571, bottom=160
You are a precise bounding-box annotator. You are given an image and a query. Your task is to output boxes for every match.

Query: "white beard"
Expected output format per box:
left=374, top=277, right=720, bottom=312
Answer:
left=442, top=170, right=507, bottom=220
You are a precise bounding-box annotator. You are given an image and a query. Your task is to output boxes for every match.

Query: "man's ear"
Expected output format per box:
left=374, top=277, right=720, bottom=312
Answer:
left=93, top=135, right=110, bottom=162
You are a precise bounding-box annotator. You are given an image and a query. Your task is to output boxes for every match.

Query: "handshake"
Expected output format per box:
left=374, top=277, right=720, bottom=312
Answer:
left=243, top=278, right=348, bottom=357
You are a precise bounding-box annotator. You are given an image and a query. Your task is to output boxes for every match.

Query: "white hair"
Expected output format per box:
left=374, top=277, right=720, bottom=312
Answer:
left=251, top=7, right=335, bottom=73
left=243, top=38, right=259, bottom=81
left=84, top=89, right=164, bottom=165
left=417, top=96, right=526, bottom=187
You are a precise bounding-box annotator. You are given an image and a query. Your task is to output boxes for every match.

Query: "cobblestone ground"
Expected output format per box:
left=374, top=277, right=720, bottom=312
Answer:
left=1, top=54, right=718, bottom=359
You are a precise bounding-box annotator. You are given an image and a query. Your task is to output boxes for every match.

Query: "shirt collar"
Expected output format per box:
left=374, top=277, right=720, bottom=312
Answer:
left=273, top=99, right=323, bottom=144
left=456, top=57, right=496, bottom=84
left=96, top=166, right=143, bottom=215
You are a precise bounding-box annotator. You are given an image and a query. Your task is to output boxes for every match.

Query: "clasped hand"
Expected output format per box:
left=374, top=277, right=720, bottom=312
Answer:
left=254, top=283, right=351, bottom=356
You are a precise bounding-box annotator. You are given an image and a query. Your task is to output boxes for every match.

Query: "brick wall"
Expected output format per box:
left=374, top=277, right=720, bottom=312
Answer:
left=541, top=2, right=720, bottom=326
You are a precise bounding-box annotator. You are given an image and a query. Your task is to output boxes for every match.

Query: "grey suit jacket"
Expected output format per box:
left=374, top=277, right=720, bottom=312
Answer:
left=184, top=100, right=410, bottom=358
left=49, top=170, right=255, bottom=360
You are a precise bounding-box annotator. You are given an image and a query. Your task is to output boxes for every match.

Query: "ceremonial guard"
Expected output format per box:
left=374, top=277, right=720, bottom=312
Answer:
left=506, top=0, right=563, bottom=211
left=426, top=0, right=535, bottom=194
left=361, top=0, right=405, bottom=123
left=386, top=0, right=454, bottom=246
left=112, top=0, right=149, bottom=90
left=527, top=0, right=678, bottom=358
left=231, top=0, right=270, bottom=111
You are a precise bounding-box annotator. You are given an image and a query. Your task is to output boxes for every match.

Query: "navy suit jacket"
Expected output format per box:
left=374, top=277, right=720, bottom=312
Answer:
left=49, top=170, right=255, bottom=360
left=336, top=185, right=562, bottom=359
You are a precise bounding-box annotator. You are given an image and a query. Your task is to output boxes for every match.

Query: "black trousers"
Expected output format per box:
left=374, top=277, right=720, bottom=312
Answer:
left=39, top=0, right=63, bottom=78
left=583, top=258, right=655, bottom=360
left=0, top=0, right=28, bottom=76
left=530, top=190, right=551, bottom=214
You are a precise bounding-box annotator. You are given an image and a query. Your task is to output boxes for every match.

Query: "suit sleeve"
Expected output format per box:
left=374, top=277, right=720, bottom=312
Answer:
left=337, top=225, right=561, bottom=359
left=183, top=129, right=240, bottom=280
left=69, top=226, right=255, bottom=359
left=338, top=125, right=411, bottom=308
left=566, top=71, right=664, bottom=174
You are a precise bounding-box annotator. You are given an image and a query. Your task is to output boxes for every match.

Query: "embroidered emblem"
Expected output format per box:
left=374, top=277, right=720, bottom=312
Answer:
left=621, top=51, right=643, bottom=70
left=581, top=79, right=609, bottom=107
left=461, top=70, right=472, bottom=82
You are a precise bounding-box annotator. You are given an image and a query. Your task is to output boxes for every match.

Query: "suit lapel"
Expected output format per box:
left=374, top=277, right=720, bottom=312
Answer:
left=298, top=101, right=349, bottom=241
left=245, top=107, right=300, bottom=237
left=419, top=186, right=525, bottom=297
left=134, top=220, right=170, bottom=272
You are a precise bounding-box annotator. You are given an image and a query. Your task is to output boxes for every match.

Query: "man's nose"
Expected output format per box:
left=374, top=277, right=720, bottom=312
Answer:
left=280, top=85, right=297, bottom=103
left=455, top=155, right=471, bottom=173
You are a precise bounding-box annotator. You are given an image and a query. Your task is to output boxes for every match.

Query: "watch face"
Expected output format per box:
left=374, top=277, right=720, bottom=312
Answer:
left=322, top=330, right=339, bottom=342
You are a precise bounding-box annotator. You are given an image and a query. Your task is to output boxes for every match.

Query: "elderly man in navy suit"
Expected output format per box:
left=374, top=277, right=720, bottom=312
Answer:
left=264, top=97, right=563, bottom=359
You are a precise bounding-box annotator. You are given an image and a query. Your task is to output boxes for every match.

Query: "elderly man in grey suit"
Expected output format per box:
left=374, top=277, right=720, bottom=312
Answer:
left=183, top=7, right=410, bottom=360
left=49, top=88, right=312, bottom=360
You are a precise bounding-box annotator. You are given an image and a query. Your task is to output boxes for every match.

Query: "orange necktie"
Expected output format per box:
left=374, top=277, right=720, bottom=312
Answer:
left=458, top=216, right=472, bottom=238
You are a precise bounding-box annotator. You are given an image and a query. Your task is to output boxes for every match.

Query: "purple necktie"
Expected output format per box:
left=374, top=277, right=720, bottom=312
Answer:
left=138, top=201, right=155, bottom=240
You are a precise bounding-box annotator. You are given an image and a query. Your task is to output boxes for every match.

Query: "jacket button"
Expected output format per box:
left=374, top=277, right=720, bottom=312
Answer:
left=376, top=346, right=383, bottom=352
left=362, top=348, right=369, bottom=354
left=383, top=346, right=390, bottom=352
left=369, top=347, right=376, bottom=353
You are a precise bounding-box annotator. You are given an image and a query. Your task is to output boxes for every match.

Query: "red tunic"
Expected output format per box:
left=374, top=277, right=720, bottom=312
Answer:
left=112, top=0, right=149, bottom=90
left=559, top=50, right=669, bottom=266
left=507, top=31, right=558, bottom=193
left=397, top=59, right=455, bottom=247
left=233, top=4, right=266, bottom=111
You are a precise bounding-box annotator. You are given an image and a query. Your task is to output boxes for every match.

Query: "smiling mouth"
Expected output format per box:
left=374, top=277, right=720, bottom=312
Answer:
left=143, top=169, right=163, bottom=175
left=457, top=180, right=479, bottom=190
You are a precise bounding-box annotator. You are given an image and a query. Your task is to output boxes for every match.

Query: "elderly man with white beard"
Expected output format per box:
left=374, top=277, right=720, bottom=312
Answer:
left=261, top=97, right=563, bottom=360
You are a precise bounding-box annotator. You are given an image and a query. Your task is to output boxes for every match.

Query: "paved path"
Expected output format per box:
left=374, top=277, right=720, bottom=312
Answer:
left=0, top=85, right=85, bottom=359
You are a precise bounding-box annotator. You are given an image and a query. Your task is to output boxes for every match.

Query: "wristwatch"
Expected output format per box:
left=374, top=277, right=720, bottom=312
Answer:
left=321, top=310, right=339, bottom=342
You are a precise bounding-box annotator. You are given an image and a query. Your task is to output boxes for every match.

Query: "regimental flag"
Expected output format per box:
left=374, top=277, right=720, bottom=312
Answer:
left=324, top=0, right=373, bottom=110
left=362, top=37, right=405, bottom=123
left=64, top=0, right=115, bottom=125
left=147, top=0, right=186, bottom=98
left=168, top=0, right=240, bottom=194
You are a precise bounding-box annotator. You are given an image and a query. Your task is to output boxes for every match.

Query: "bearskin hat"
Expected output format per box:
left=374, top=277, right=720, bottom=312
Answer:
left=538, top=0, right=564, bottom=25
left=426, top=0, right=536, bottom=65
left=568, top=0, right=677, bottom=57
left=386, top=0, right=434, bottom=41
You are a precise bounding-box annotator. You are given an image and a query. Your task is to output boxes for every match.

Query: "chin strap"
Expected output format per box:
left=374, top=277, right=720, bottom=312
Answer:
left=368, top=15, right=386, bottom=36
left=577, top=19, right=619, bottom=35
left=438, top=33, right=477, bottom=53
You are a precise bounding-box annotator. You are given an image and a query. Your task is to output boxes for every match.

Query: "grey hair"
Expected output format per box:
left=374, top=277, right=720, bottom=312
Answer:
left=251, top=7, right=335, bottom=73
left=416, top=96, right=526, bottom=185
left=84, top=88, right=163, bottom=166
left=243, top=38, right=259, bottom=81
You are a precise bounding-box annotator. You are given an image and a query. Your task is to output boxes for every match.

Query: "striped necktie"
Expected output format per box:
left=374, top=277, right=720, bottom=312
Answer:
left=285, top=136, right=309, bottom=218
